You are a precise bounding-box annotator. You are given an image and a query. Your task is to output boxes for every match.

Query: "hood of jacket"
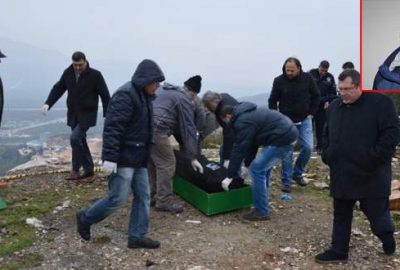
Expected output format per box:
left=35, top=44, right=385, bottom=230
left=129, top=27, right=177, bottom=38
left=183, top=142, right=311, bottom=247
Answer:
left=378, top=46, right=400, bottom=84
left=131, top=59, right=165, bottom=88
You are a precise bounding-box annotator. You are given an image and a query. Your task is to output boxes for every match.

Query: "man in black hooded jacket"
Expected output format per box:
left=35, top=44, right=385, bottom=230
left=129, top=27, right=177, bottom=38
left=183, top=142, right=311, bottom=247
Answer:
left=77, top=59, right=165, bottom=249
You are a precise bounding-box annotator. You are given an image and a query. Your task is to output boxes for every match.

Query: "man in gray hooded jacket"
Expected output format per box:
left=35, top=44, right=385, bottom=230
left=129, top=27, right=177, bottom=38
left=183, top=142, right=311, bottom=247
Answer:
left=149, top=77, right=204, bottom=213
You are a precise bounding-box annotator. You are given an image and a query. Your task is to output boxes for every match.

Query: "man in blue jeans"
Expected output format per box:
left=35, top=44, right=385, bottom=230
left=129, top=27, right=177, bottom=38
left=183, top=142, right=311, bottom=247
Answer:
left=76, top=59, right=165, bottom=249
left=268, top=57, right=320, bottom=192
left=220, top=102, right=298, bottom=220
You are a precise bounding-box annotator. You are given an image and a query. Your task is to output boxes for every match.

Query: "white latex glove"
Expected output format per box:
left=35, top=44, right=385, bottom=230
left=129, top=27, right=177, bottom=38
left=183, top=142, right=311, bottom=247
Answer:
left=223, top=160, right=230, bottom=168
left=42, top=104, right=49, bottom=115
left=242, top=166, right=249, bottom=179
left=191, top=159, right=204, bottom=174
left=221, top=177, right=233, bottom=191
left=102, top=161, right=117, bottom=175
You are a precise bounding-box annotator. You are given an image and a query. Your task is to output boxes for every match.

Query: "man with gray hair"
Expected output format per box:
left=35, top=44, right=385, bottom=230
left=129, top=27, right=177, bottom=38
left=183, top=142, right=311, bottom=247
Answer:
left=202, top=91, right=239, bottom=167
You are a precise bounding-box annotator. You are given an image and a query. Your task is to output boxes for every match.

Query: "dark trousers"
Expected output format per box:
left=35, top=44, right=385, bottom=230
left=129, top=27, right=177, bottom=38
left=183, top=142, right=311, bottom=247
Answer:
left=331, top=197, right=395, bottom=255
left=314, top=108, right=325, bottom=150
left=70, top=123, right=93, bottom=173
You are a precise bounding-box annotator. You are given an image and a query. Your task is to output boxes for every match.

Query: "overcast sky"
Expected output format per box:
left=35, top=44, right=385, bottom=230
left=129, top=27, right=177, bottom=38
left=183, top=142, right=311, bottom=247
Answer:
left=1, top=0, right=359, bottom=97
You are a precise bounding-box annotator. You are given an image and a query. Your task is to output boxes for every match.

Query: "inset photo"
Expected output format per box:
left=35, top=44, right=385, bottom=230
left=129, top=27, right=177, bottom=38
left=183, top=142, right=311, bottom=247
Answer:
left=362, top=0, right=400, bottom=91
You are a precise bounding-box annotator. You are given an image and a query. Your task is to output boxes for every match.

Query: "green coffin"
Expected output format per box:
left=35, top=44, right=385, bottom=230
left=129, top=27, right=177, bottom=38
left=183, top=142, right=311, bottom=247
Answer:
left=173, top=175, right=252, bottom=216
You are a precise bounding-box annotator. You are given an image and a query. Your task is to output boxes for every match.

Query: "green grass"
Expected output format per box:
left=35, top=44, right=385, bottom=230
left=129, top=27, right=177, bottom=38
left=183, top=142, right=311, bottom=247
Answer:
left=1, top=253, right=44, bottom=270
left=0, top=182, right=104, bottom=259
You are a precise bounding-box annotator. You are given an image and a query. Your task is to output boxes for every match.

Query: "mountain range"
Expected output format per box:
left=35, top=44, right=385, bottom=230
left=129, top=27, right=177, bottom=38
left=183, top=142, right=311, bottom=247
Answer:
left=0, top=37, right=269, bottom=108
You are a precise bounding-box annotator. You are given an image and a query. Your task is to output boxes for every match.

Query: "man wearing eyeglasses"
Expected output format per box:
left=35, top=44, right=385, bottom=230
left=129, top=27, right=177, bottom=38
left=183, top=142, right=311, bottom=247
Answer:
left=315, top=69, right=400, bottom=263
left=42, top=52, right=110, bottom=180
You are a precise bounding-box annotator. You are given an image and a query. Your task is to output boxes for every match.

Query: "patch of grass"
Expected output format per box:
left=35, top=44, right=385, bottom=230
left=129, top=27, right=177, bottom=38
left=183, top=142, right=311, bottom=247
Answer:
left=93, top=234, right=111, bottom=244
left=0, top=188, right=65, bottom=256
left=1, top=253, right=44, bottom=270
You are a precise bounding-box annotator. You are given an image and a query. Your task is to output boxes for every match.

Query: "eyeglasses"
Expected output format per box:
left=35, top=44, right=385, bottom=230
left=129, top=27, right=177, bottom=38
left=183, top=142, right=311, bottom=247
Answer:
left=338, top=86, right=357, bottom=92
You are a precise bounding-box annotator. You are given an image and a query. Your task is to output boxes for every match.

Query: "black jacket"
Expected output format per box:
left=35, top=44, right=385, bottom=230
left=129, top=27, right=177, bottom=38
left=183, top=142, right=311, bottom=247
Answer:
left=214, top=93, right=239, bottom=160
left=0, top=76, right=3, bottom=127
left=227, top=102, right=298, bottom=178
left=309, top=68, right=337, bottom=107
left=322, top=93, right=400, bottom=199
left=102, top=59, right=165, bottom=168
left=268, top=71, right=320, bottom=123
left=45, top=63, right=111, bottom=128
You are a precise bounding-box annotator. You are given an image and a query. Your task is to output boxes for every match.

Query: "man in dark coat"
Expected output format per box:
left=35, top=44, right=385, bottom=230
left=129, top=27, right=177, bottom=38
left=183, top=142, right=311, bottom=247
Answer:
left=315, top=69, right=400, bottom=264
left=309, top=60, right=337, bottom=154
left=220, top=102, right=298, bottom=221
left=42, top=52, right=110, bottom=180
left=77, top=59, right=165, bottom=249
left=268, top=57, right=320, bottom=192
left=202, top=91, right=239, bottom=168
left=0, top=49, right=6, bottom=127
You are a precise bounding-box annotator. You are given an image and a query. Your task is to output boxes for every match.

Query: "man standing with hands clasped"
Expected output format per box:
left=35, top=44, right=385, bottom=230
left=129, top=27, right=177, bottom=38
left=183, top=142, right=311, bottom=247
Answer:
left=315, top=69, right=400, bottom=263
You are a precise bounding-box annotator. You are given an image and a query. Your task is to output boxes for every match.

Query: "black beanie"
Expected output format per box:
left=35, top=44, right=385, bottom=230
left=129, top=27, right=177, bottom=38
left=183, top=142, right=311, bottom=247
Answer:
left=184, top=75, right=202, bottom=93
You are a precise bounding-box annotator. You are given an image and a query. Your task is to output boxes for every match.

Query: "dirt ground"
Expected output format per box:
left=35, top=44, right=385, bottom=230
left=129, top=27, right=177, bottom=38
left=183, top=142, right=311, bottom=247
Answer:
left=1, top=153, right=400, bottom=270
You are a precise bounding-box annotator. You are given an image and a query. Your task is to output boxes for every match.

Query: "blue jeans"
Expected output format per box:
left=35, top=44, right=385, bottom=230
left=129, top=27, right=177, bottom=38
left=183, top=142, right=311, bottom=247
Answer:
left=80, top=167, right=151, bottom=239
left=281, top=116, right=313, bottom=188
left=249, top=144, right=293, bottom=215
left=70, top=123, right=93, bottom=173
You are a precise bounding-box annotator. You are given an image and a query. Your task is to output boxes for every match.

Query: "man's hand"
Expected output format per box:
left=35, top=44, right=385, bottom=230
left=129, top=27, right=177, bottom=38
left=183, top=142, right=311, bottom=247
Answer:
left=102, top=161, right=117, bottom=175
left=221, top=177, right=233, bottom=191
left=324, top=101, right=329, bottom=110
left=191, top=159, right=204, bottom=174
left=242, top=166, right=250, bottom=179
left=223, top=160, right=230, bottom=168
left=42, top=104, right=49, bottom=115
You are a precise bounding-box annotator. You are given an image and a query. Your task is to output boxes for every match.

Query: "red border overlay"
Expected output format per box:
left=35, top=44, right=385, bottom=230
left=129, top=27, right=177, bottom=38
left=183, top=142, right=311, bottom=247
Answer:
left=361, top=0, right=400, bottom=92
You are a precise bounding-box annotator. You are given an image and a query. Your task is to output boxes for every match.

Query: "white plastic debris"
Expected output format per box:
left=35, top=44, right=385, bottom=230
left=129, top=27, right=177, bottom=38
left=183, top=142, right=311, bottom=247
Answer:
left=62, top=200, right=71, bottom=208
left=26, top=217, right=44, bottom=228
left=185, top=220, right=201, bottom=224
left=280, top=247, right=299, bottom=253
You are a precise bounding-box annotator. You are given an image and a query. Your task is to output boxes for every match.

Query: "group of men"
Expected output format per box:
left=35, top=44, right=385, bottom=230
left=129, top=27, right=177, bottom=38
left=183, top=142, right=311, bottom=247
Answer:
left=1, top=50, right=398, bottom=264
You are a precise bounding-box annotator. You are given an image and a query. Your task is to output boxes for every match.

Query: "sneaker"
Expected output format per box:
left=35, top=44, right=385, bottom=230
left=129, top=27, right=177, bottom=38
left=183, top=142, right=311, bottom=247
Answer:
left=66, top=171, right=81, bottom=180
left=382, top=234, right=396, bottom=255
left=243, top=209, right=269, bottom=221
left=76, top=211, right=91, bottom=241
left=128, top=237, right=160, bottom=249
left=155, top=203, right=184, bottom=213
left=293, top=175, right=307, bottom=187
left=315, top=249, right=348, bottom=264
left=281, top=185, right=291, bottom=193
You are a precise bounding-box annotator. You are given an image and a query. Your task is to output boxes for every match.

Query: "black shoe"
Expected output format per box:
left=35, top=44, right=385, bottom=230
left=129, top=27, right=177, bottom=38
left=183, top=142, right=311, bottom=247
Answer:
left=128, top=237, right=160, bottom=249
left=155, top=203, right=184, bottom=213
left=150, top=198, right=156, bottom=207
left=293, top=175, right=307, bottom=187
left=281, top=185, right=291, bottom=193
left=243, top=209, right=270, bottom=221
left=76, top=211, right=91, bottom=241
left=382, top=234, right=396, bottom=255
left=315, top=249, right=348, bottom=264
left=80, top=171, right=94, bottom=179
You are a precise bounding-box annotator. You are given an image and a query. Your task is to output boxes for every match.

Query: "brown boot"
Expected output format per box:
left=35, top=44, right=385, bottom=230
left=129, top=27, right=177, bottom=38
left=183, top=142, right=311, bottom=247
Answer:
left=80, top=171, right=94, bottom=179
left=65, top=171, right=81, bottom=180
